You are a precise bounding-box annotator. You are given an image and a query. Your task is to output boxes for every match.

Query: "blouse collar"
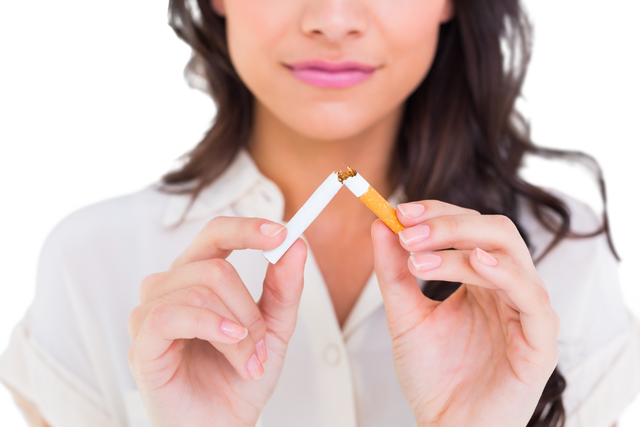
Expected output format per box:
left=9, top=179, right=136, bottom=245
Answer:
left=161, top=150, right=285, bottom=228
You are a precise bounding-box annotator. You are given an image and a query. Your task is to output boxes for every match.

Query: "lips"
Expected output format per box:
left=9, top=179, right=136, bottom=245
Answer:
left=288, top=61, right=376, bottom=73
left=287, top=61, right=377, bottom=89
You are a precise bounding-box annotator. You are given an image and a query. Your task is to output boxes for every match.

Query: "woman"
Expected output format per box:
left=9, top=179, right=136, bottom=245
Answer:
left=1, top=0, right=637, bottom=426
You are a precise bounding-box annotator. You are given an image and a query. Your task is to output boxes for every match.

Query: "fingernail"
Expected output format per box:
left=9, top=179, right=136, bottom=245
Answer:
left=247, top=353, right=264, bottom=380
left=399, top=224, right=431, bottom=245
left=256, top=339, right=267, bottom=364
left=410, top=253, right=442, bottom=272
left=397, top=203, right=425, bottom=219
left=260, top=222, right=286, bottom=237
left=220, top=319, right=248, bottom=341
left=476, top=248, right=498, bottom=267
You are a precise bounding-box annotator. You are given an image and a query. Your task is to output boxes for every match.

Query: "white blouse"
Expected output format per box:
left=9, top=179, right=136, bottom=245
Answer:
left=1, top=151, right=639, bottom=427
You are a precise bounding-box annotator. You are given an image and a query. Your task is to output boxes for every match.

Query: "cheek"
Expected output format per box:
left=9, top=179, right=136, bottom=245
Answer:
left=374, top=1, right=446, bottom=85
left=224, top=1, right=294, bottom=93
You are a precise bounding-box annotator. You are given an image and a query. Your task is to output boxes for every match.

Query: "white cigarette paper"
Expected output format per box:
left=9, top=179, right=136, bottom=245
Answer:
left=342, top=173, right=370, bottom=197
left=263, top=172, right=343, bottom=264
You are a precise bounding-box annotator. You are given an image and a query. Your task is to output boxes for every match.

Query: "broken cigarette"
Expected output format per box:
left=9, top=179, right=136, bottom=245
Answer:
left=263, top=172, right=343, bottom=264
left=262, top=167, right=404, bottom=264
left=339, top=167, right=405, bottom=234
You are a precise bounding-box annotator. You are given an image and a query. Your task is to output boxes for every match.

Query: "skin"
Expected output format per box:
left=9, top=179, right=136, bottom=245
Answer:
left=126, top=1, right=567, bottom=426
left=228, top=0, right=453, bottom=325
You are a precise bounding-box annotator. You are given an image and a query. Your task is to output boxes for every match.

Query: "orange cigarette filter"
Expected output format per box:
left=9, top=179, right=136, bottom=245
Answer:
left=339, top=167, right=405, bottom=234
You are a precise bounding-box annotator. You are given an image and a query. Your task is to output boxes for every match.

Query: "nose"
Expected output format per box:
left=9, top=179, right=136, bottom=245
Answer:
left=300, top=0, right=369, bottom=43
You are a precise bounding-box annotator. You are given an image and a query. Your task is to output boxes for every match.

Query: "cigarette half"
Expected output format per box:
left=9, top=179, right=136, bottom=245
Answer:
left=263, top=172, right=343, bottom=264
left=342, top=169, right=405, bottom=234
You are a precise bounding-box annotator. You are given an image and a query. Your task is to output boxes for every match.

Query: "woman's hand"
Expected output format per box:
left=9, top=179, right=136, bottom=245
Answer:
left=127, top=217, right=307, bottom=427
left=372, top=201, right=560, bottom=427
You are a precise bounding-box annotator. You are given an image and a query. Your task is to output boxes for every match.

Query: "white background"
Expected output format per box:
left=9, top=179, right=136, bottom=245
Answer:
left=618, top=284, right=640, bottom=427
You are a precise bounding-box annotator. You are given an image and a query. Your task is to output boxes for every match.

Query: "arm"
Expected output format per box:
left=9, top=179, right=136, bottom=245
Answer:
left=11, top=391, right=50, bottom=427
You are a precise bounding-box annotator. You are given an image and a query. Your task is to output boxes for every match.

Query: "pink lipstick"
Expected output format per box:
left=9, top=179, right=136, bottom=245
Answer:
left=287, top=61, right=376, bottom=89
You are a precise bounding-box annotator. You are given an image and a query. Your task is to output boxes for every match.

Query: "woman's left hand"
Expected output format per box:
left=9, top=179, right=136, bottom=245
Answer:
left=371, top=201, right=560, bottom=427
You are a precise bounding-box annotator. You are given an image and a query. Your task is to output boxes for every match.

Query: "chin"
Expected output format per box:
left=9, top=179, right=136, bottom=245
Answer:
left=289, top=112, right=378, bottom=142
left=297, top=126, right=366, bottom=142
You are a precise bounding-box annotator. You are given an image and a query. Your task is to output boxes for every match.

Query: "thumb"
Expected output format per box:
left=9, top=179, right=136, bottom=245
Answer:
left=372, top=220, right=437, bottom=325
left=258, top=239, right=307, bottom=353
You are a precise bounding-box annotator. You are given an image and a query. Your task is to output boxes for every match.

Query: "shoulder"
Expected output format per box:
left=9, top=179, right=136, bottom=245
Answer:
left=552, top=188, right=603, bottom=234
left=42, top=186, right=171, bottom=260
left=517, top=188, right=605, bottom=261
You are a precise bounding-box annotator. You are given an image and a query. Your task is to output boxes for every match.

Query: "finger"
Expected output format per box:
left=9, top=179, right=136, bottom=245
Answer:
left=131, top=286, right=242, bottom=339
left=171, top=217, right=287, bottom=269
left=258, top=239, right=307, bottom=358
left=396, top=200, right=480, bottom=227
left=469, top=248, right=558, bottom=352
left=140, top=259, right=267, bottom=349
left=407, top=250, right=516, bottom=308
left=371, top=220, right=437, bottom=331
left=399, top=214, right=531, bottom=262
left=408, top=250, right=493, bottom=288
left=130, top=286, right=263, bottom=380
left=131, top=302, right=261, bottom=381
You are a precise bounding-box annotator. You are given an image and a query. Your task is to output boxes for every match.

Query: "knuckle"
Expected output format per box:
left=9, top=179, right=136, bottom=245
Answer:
left=425, top=200, right=454, bottom=217
left=239, top=217, right=258, bottom=244
left=205, top=215, right=227, bottom=232
left=534, top=285, right=552, bottom=312
left=202, top=258, right=235, bottom=282
left=450, top=251, right=467, bottom=270
left=539, top=286, right=552, bottom=307
left=184, top=286, right=216, bottom=308
left=139, top=272, right=163, bottom=303
left=238, top=216, right=255, bottom=230
left=192, top=305, right=209, bottom=331
left=506, top=252, right=524, bottom=275
left=538, top=286, right=551, bottom=309
left=440, top=215, right=460, bottom=235
left=244, top=309, right=267, bottom=338
left=203, top=216, right=232, bottom=244
left=494, top=252, right=523, bottom=290
left=493, top=215, right=517, bottom=234
left=422, top=200, right=441, bottom=212
left=147, top=303, right=172, bottom=330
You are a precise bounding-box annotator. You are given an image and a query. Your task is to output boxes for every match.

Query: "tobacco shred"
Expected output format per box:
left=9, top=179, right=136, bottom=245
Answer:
left=337, top=166, right=357, bottom=183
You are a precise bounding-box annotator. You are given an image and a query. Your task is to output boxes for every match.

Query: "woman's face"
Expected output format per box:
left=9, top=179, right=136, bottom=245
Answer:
left=213, top=0, right=453, bottom=141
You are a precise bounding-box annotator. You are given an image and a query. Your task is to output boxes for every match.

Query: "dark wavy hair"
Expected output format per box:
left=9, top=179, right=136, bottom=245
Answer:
left=164, top=1, right=617, bottom=425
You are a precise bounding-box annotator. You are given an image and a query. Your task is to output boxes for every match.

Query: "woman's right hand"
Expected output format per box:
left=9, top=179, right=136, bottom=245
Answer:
left=127, top=217, right=307, bottom=427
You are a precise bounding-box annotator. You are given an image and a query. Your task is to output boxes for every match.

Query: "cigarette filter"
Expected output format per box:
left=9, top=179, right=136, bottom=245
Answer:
left=341, top=169, right=405, bottom=234
left=263, top=172, right=343, bottom=264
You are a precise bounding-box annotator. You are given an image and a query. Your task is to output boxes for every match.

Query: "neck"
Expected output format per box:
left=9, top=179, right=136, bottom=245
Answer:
left=248, top=101, right=402, bottom=227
